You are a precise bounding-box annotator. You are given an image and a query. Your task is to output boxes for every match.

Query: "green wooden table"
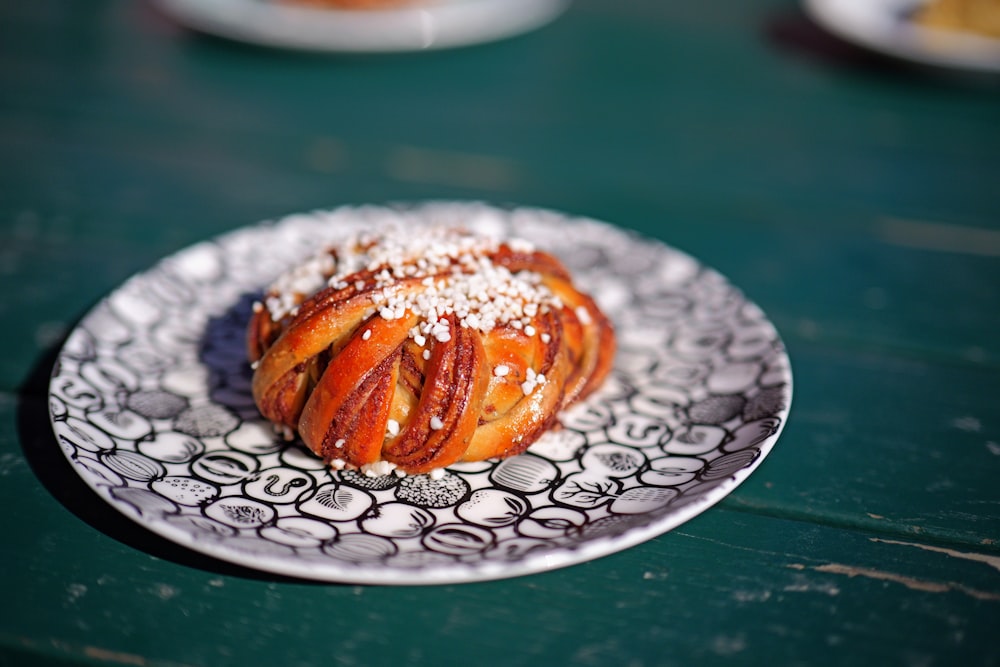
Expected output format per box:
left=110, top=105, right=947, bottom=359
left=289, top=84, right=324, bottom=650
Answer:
left=3, top=0, right=999, bottom=665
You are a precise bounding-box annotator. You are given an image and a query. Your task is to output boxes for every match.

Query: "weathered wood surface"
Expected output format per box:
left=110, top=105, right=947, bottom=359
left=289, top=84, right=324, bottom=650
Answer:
left=2, top=0, right=998, bottom=665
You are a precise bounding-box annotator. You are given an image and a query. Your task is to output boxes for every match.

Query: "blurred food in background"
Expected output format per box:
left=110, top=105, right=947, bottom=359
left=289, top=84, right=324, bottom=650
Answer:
left=913, top=0, right=1000, bottom=37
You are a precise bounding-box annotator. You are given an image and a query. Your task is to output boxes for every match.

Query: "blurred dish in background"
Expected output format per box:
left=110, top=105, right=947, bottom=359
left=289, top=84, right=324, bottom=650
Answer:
left=804, top=0, right=1000, bottom=72
left=283, top=0, right=417, bottom=8
left=153, top=0, right=571, bottom=52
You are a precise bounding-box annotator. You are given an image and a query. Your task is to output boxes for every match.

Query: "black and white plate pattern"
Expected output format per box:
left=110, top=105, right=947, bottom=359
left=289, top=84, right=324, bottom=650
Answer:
left=49, top=202, right=792, bottom=584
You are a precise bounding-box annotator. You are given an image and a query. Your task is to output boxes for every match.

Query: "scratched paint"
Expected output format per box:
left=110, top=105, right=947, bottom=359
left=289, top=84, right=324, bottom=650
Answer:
left=871, top=538, right=1000, bottom=574
left=65, top=583, right=87, bottom=605
left=878, top=218, right=1000, bottom=257
left=384, top=146, right=521, bottom=190
left=951, top=416, right=982, bottom=433
left=789, top=562, right=1000, bottom=601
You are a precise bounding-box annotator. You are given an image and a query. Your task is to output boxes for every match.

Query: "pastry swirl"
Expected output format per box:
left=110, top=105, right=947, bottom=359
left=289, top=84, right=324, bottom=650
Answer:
left=247, top=225, right=614, bottom=475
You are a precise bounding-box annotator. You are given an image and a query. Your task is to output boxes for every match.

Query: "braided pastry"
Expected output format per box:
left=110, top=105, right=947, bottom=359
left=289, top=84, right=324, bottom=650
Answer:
left=247, top=225, right=614, bottom=475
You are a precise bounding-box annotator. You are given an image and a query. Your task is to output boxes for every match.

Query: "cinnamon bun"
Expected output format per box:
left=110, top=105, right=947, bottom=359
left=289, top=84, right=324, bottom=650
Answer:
left=247, top=224, right=614, bottom=475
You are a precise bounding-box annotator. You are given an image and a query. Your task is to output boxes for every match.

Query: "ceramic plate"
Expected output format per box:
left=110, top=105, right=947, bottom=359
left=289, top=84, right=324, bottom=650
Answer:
left=49, top=202, right=792, bottom=584
left=153, top=0, right=571, bottom=52
left=804, top=0, right=1000, bottom=72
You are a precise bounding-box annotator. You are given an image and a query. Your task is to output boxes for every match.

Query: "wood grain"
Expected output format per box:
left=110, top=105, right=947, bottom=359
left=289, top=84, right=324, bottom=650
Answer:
left=2, top=0, right=999, bottom=664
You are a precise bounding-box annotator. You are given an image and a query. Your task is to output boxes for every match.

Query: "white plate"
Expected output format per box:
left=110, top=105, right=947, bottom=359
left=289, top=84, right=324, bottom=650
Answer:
left=153, top=0, right=571, bottom=52
left=804, top=0, right=1000, bottom=72
left=49, top=202, right=792, bottom=584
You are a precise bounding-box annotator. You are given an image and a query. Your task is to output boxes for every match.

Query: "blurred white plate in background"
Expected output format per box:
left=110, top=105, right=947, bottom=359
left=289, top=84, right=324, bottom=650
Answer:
left=154, top=0, right=571, bottom=52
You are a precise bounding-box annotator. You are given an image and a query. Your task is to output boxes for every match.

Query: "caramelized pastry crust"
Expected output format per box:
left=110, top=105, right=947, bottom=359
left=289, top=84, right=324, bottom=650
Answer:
left=247, top=225, right=614, bottom=475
